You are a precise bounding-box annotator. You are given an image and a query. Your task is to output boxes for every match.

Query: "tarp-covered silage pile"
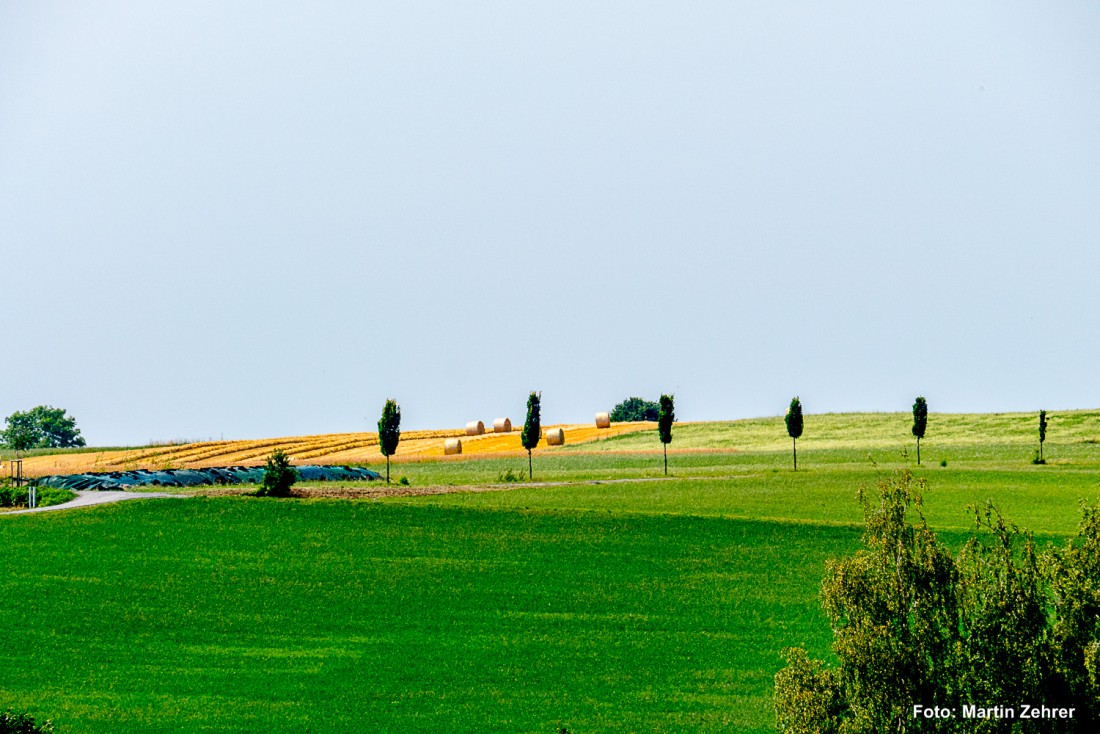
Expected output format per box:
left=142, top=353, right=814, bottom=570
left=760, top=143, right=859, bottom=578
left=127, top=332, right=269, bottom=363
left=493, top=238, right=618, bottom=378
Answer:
left=32, top=465, right=382, bottom=491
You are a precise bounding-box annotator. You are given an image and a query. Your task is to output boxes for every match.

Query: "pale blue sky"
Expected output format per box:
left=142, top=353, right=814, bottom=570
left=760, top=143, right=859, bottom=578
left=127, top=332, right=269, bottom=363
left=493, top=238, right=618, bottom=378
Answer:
left=2, top=2, right=1098, bottom=446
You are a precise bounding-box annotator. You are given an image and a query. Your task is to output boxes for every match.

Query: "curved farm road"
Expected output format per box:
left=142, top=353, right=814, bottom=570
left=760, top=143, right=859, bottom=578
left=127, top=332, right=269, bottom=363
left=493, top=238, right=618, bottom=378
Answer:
left=3, top=490, right=188, bottom=516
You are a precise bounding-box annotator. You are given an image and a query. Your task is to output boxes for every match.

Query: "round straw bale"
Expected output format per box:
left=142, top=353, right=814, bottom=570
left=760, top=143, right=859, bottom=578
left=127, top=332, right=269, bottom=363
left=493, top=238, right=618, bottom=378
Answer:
left=493, top=417, right=512, bottom=433
left=545, top=427, right=565, bottom=446
left=595, top=412, right=611, bottom=429
left=444, top=438, right=462, bottom=455
left=465, top=420, right=485, bottom=436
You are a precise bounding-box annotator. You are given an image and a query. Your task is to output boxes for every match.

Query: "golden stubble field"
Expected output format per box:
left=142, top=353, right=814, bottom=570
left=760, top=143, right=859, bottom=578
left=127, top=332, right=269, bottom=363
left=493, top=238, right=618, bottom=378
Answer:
left=19, top=422, right=653, bottom=478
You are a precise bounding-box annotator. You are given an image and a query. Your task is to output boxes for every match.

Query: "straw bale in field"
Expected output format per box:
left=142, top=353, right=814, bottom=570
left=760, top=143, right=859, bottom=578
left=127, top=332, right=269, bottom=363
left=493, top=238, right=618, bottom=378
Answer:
left=444, top=438, right=462, bottom=455
left=595, top=412, right=611, bottom=429
left=465, top=420, right=485, bottom=436
left=493, top=417, right=512, bottom=433
left=545, top=428, right=565, bottom=446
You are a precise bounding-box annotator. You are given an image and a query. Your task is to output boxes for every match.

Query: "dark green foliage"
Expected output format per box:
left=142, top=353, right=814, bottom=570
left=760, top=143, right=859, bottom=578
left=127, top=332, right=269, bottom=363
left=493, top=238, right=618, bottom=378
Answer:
left=0, top=486, right=74, bottom=509
left=1, top=406, right=84, bottom=450
left=378, top=399, right=401, bottom=483
left=0, top=709, right=53, bottom=734
left=785, top=397, right=803, bottom=470
left=775, top=471, right=1100, bottom=733
left=254, top=449, right=298, bottom=498
left=609, top=397, right=660, bottom=422
left=1039, top=410, right=1049, bottom=462
left=657, top=395, right=674, bottom=445
left=911, top=397, right=928, bottom=439
left=785, top=398, right=803, bottom=440
left=658, top=394, right=675, bottom=476
left=912, top=396, right=928, bottom=465
left=521, top=391, right=541, bottom=479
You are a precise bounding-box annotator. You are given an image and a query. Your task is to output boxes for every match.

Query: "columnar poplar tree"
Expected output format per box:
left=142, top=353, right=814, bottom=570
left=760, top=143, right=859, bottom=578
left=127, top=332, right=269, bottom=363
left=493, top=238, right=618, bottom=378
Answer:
left=657, top=394, right=675, bottom=476
left=520, top=391, right=541, bottom=480
left=378, top=399, right=401, bottom=484
left=1039, top=409, right=1049, bottom=463
left=912, top=396, right=928, bottom=465
left=785, top=396, right=803, bottom=471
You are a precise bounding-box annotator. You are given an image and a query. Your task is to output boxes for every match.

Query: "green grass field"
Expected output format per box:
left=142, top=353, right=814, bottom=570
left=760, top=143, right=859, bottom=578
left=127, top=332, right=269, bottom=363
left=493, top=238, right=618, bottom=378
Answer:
left=1, top=411, right=1098, bottom=732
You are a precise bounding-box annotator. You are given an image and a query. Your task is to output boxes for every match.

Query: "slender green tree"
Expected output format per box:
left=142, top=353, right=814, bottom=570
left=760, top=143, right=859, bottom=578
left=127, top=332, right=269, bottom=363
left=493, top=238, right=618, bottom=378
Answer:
left=657, top=394, right=675, bottom=475
left=785, top=396, right=804, bottom=470
left=1039, top=409, right=1049, bottom=463
left=378, top=399, right=401, bottom=484
left=912, top=396, right=928, bottom=465
left=520, top=391, right=541, bottom=479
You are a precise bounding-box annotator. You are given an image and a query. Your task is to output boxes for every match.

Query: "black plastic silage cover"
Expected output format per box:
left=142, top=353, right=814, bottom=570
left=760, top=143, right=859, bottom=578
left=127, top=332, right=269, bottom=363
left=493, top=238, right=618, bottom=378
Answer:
left=32, top=465, right=381, bottom=491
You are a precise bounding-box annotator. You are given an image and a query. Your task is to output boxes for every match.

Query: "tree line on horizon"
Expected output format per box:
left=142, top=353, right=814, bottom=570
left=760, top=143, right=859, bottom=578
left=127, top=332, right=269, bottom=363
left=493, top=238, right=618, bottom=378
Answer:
left=2, top=398, right=1057, bottom=478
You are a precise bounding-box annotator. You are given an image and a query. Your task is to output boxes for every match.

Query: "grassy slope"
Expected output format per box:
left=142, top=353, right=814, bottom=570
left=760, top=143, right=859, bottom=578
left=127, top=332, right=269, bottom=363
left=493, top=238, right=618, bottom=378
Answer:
left=0, top=499, right=856, bottom=733
left=1, top=411, right=1098, bottom=732
left=585, top=410, right=1100, bottom=452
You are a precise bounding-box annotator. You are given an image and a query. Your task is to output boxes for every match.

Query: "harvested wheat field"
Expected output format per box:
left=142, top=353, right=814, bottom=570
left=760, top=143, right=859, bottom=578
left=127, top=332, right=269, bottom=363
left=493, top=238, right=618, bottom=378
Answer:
left=19, top=422, right=653, bottom=478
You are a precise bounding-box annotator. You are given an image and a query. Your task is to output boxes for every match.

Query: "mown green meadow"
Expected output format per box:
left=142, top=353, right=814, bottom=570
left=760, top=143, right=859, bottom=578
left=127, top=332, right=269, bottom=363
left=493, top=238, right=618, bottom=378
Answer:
left=1, top=411, right=1098, bottom=732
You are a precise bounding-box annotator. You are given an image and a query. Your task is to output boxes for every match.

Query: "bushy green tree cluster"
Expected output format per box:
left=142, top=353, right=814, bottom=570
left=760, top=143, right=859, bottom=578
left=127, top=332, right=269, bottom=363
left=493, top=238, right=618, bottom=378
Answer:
left=1, top=406, right=85, bottom=450
left=609, top=397, right=660, bottom=422
left=775, top=471, right=1100, bottom=733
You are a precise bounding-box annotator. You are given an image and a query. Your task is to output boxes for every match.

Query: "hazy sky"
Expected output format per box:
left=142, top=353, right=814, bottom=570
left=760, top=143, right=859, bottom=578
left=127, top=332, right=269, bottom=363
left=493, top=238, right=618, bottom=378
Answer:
left=2, top=2, right=1098, bottom=446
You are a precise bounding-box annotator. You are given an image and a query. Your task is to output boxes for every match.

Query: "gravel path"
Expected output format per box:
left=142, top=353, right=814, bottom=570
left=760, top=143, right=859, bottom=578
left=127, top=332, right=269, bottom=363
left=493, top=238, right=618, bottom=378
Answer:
left=4, top=490, right=188, bottom=516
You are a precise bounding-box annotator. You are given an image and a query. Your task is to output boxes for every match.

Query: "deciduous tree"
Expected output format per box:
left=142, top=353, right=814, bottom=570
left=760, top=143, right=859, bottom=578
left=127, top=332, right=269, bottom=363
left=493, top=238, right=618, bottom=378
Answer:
left=785, top=397, right=803, bottom=470
left=657, top=394, right=674, bottom=475
left=609, top=397, right=660, bottom=422
left=912, top=396, right=928, bottom=465
left=378, top=399, right=401, bottom=484
left=1039, top=409, right=1049, bottom=463
left=774, top=471, right=1100, bottom=733
left=1, top=406, right=85, bottom=450
left=520, top=391, right=541, bottom=479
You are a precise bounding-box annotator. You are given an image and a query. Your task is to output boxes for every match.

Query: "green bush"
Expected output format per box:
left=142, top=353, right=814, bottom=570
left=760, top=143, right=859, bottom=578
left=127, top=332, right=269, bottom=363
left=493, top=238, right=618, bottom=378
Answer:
left=0, top=486, right=75, bottom=509
left=0, top=485, right=21, bottom=507
left=609, top=397, right=659, bottom=422
left=775, top=471, right=1100, bottom=732
left=254, top=450, right=298, bottom=498
left=0, top=709, right=54, bottom=734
